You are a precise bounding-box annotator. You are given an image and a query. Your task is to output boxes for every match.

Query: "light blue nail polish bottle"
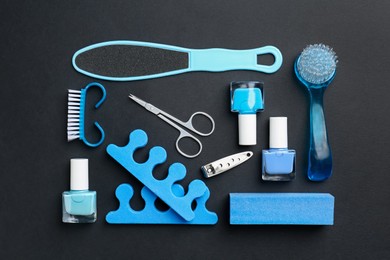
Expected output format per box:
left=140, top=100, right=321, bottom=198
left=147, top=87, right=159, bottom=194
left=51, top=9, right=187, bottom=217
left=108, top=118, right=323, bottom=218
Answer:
left=262, top=117, right=296, bottom=181
left=62, top=158, right=97, bottom=223
left=230, top=81, right=264, bottom=146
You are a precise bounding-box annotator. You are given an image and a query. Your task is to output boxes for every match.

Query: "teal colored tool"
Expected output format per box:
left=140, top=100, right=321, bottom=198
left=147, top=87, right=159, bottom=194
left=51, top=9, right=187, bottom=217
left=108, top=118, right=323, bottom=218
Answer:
left=67, top=82, right=106, bottom=147
left=72, top=41, right=283, bottom=81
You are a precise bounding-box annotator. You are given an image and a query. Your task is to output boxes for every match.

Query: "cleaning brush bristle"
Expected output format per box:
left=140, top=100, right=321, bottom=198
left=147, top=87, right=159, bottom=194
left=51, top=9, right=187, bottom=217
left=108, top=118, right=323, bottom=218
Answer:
left=296, top=44, right=338, bottom=85
left=67, top=89, right=82, bottom=142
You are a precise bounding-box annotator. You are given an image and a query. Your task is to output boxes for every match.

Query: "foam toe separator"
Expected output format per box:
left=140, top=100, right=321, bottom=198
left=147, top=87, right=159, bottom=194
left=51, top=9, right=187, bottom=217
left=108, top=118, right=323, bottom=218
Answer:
left=230, top=193, right=334, bottom=225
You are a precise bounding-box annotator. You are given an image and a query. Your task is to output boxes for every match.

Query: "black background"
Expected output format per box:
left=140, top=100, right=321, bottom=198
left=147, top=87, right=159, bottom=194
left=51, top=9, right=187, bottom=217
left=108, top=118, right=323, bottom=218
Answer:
left=1, top=1, right=390, bottom=259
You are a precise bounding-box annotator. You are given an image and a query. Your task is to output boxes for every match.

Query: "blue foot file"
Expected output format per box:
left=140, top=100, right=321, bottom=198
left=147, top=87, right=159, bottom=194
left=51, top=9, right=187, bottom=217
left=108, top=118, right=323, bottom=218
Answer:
left=73, top=41, right=283, bottom=81
left=230, top=193, right=334, bottom=225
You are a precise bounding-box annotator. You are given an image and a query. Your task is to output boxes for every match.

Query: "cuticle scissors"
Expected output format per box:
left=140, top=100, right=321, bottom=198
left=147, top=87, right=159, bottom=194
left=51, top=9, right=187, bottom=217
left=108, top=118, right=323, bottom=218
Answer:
left=128, top=94, right=215, bottom=158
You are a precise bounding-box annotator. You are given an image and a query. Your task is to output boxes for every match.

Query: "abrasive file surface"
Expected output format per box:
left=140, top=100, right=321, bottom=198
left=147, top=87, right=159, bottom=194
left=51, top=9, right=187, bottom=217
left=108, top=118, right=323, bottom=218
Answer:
left=75, top=45, right=189, bottom=77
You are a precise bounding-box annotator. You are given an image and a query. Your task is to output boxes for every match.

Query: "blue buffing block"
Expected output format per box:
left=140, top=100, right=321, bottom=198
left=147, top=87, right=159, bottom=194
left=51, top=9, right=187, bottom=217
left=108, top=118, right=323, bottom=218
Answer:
left=230, top=193, right=334, bottom=225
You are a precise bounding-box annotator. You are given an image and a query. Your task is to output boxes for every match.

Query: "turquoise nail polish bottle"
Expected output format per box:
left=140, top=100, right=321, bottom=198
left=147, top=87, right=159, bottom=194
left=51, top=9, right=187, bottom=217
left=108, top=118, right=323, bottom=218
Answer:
left=62, top=158, right=97, bottom=223
left=230, top=81, right=264, bottom=146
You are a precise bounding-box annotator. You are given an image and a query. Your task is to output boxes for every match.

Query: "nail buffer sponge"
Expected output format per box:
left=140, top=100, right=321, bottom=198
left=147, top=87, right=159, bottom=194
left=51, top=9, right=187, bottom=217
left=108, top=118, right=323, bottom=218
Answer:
left=230, top=193, right=334, bottom=225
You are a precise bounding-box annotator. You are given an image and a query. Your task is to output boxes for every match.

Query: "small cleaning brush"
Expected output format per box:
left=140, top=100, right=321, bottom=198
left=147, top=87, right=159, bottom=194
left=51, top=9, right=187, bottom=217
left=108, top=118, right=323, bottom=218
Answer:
left=296, top=44, right=338, bottom=86
left=294, top=44, right=338, bottom=181
left=67, top=82, right=106, bottom=147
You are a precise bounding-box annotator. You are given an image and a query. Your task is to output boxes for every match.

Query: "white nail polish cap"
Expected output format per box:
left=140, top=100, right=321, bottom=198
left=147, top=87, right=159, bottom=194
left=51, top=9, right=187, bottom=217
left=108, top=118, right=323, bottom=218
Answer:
left=269, top=117, right=288, bottom=149
left=238, top=114, right=257, bottom=145
left=70, top=158, right=89, bottom=190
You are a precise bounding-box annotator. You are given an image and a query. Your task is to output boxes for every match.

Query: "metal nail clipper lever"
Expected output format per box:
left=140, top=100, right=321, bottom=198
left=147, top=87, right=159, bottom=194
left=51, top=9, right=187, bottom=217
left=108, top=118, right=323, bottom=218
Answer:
left=201, top=151, right=253, bottom=178
left=128, top=94, right=215, bottom=158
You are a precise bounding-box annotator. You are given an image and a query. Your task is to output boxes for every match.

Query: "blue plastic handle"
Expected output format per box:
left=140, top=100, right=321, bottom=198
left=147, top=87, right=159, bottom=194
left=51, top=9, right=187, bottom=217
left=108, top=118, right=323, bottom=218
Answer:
left=189, top=46, right=282, bottom=73
left=308, top=87, right=332, bottom=181
left=80, top=82, right=106, bottom=147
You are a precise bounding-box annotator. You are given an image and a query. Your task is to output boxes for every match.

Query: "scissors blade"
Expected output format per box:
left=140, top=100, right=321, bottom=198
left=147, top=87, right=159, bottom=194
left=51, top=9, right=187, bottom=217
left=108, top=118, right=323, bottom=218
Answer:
left=128, top=94, right=161, bottom=115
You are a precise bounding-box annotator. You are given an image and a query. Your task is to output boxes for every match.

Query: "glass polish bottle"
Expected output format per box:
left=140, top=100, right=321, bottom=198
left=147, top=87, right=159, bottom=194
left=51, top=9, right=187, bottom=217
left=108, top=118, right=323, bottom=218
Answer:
left=230, top=81, right=264, bottom=145
left=262, top=117, right=296, bottom=181
left=62, top=158, right=97, bottom=223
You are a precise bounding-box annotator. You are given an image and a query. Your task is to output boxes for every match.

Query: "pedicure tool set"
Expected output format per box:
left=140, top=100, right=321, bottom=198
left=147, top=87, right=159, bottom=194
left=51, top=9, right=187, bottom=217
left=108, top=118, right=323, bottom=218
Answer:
left=63, top=41, right=338, bottom=225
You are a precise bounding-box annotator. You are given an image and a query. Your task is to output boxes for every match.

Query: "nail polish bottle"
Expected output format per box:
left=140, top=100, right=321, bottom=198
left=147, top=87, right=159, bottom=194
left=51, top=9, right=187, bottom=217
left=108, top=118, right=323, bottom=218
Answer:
left=230, top=81, right=264, bottom=146
left=62, top=158, right=97, bottom=223
left=262, top=117, right=296, bottom=181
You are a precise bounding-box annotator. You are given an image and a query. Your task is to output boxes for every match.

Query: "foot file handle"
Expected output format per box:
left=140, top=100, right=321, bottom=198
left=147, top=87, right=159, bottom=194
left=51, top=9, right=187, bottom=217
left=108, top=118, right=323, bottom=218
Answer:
left=190, top=46, right=282, bottom=73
